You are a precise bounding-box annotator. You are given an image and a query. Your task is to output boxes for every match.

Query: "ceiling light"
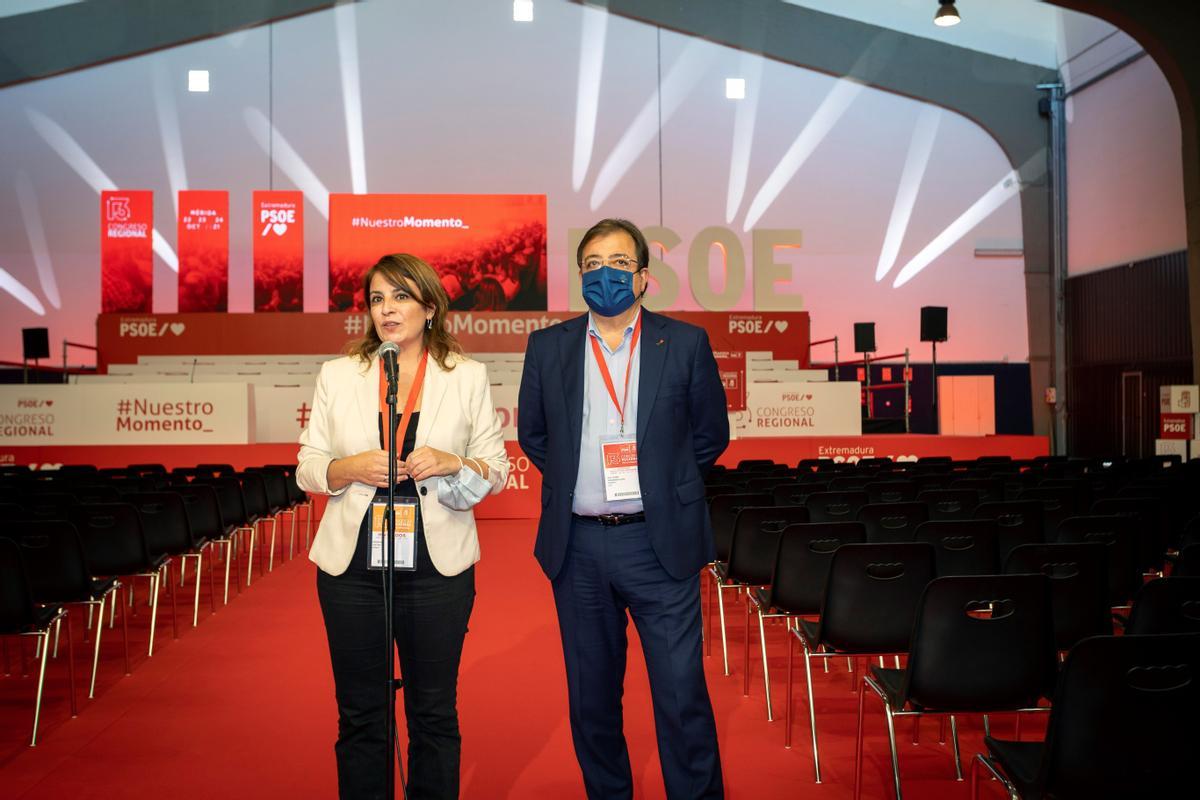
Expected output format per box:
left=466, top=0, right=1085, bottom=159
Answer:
left=725, top=78, right=746, bottom=100
left=187, top=69, right=209, bottom=92
left=934, top=2, right=960, bottom=27
left=513, top=0, right=533, bottom=22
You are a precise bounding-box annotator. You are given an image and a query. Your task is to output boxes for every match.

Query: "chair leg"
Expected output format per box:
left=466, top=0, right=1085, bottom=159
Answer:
left=884, top=700, right=903, bottom=799
left=64, top=612, right=77, bottom=718
left=785, top=627, right=794, bottom=749
left=267, top=518, right=278, bottom=572
left=743, top=596, right=751, bottom=696
left=30, top=630, right=50, bottom=746
left=89, top=597, right=105, bottom=699
left=715, top=581, right=730, bottom=676
left=191, top=553, right=203, bottom=627
left=207, top=546, right=217, bottom=613
left=704, top=572, right=712, bottom=656
left=758, top=605, right=773, bottom=721
left=120, top=585, right=131, bottom=675
left=983, top=714, right=991, bottom=737
left=854, top=661, right=867, bottom=800
left=802, top=640, right=821, bottom=783
left=288, top=509, right=296, bottom=559
left=223, top=540, right=233, bottom=605
left=950, top=714, right=963, bottom=781
left=246, top=526, right=257, bottom=586
left=168, top=562, right=178, bottom=640
left=147, top=571, right=161, bottom=657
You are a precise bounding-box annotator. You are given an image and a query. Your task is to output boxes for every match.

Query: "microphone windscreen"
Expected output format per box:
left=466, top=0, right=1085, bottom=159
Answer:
left=377, top=341, right=399, bottom=357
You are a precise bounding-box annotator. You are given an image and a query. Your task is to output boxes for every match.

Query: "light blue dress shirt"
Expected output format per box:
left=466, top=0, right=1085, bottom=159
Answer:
left=571, top=309, right=644, bottom=516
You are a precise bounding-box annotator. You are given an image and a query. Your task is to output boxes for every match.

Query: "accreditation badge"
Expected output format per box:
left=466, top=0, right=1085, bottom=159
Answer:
left=600, top=434, right=642, bottom=502
left=369, top=497, right=418, bottom=571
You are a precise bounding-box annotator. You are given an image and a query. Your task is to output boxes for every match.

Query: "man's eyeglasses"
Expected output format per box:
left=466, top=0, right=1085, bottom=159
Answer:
left=582, top=256, right=642, bottom=272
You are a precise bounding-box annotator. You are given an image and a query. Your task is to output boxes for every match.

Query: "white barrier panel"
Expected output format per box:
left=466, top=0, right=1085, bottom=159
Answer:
left=137, top=354, right=334, bottom=366
left=0, top=384, right=252, bottom=445
left=256, top=385, right=318, bottom=445
left=734, top=382, right=862, bottom=437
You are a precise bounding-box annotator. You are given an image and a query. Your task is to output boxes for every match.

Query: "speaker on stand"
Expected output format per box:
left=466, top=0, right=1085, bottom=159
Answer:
left=22, top=327, right=49, bottom=385
left=854, top=322, right=876, bottom=418
left=920, top=307, right=947, bottom=433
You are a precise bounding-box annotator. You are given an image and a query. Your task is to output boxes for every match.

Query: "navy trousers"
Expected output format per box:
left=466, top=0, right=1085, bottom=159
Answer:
left=552, top=517, right=724, bottom=799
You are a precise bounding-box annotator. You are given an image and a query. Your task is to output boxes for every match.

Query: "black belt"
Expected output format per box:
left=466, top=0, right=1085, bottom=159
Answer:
left=572, top=512, right=646, bottom=527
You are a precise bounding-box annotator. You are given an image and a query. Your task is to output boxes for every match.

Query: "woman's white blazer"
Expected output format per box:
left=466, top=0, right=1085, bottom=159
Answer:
left=296, top=352, right=508, bottom=577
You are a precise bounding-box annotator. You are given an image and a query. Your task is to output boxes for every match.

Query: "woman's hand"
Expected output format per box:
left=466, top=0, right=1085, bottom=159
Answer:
left=327, top=449, right=404, bottom=489
left=401, top=446, right=462, bottom=482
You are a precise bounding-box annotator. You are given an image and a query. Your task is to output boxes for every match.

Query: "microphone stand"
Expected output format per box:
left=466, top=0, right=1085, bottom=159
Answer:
left=384, top=365, right=402, bottom=799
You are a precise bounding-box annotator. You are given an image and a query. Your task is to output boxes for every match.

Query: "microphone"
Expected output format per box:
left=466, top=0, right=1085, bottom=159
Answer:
left=378, top=341, right=400, bottom=391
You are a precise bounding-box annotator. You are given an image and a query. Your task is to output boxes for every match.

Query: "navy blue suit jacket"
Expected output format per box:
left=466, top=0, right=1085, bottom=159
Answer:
left=518, top=309, right=730, bottom=581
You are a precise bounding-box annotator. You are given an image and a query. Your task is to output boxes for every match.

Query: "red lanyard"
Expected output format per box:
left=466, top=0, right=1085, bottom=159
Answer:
left=378, top=350, right=428, bottom=452
left=589, top=315, right=642, bottom=433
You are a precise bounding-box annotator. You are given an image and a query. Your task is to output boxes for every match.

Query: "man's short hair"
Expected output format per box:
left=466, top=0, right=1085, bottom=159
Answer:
left=577, top=218, right=649, bottom=270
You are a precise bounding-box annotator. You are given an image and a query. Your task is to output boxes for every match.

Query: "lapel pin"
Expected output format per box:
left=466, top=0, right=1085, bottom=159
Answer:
left=656, top=338, right=665, bottom=346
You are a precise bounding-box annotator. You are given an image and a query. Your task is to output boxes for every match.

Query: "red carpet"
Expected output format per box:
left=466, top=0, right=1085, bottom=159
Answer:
left=1, top=520, right=1036, bottom=798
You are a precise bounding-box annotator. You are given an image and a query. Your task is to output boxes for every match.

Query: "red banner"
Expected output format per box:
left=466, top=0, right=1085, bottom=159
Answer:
left=1160, top=413, right=1196, bottom=440
left=328, top=194, right=547, bottom=312
left=178, top=190, right=229, bottom=312
left=96, top=311, right=811, bottom=368
left=253, top=191, right=304, bottom=312
left=100, top=190, right=153, bottom=313
left=715, top=351, right=747, bottom=411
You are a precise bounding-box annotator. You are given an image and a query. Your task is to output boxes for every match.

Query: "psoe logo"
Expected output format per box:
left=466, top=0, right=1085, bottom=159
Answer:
left=259, top=207, right=296, bottom=237
left=728, top=316, right=790, bottom=335
left=106, top=196, right=132, bottom=222
left=17, top=399, right=53, bottom=409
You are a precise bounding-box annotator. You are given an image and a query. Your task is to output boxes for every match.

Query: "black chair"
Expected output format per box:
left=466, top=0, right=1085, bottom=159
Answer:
left=789, top=542, right=936, bottom=782
left=0, top=501, right=30, bottom=521
left=771, top=481, right=828, bottom=507
left=805, top=490, right=870, bottom=524
left=951, top=477, right=1005, bottom=503
left=68, top=504, right=170, bottom=657
left=267, top=464, right=312, bottom=550
left=750, top=521, right=866, bottom=747
left=711, top=504, right=808, bottom=702
left=973, top=633, right=1200, bottom=799
left=0, top=538, right=75, bottom=746
left=973, top=501, right=1044, bottom=563
left=858, top=574, right=1056, bottom=798
left=127, top=492, right=212, bottom=630
left=736, top=459, right=776, bottom=472
left=915, top=519, right=999, bottom=576
left=71, top=485, right=121, bottom=505
left=237, top=472, right=278, bottom=578
left=1004, top=542, right=1111, bottom=653
left=175, top=484, right=240, bottom=605
left=1092, top=496, right=1166, bottom=575
left=917, top=489, right=981, bottom=522
left=864, top=480, right=918, bottom=504
left=1017, top=487, right=1080, bottom=540
left=1125, top=577, right=1200, bottom=635
left=24, top=492, right=77, bottom=521
left=247, top=468, right=296, bottom=565
left=1176, top=544, right=1200, bottom=577
left=746, top=475, right=796, bottom=494
left=705, top=492, right=772, bottom=671
left=193, top=477, right=257, bottom=587
left=8, top=519, right=127, bottom=698
left=195, top=463, right=236, bottom=477
left=829, top=475, right=873, bottom=491
left=857, top=502, right=929, bottom=544
left=1056, top=514, right=1141, bottom=608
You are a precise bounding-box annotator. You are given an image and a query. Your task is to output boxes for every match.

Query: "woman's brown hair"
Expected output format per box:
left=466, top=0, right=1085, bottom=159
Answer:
left=346, top=254, right=463, bottom=370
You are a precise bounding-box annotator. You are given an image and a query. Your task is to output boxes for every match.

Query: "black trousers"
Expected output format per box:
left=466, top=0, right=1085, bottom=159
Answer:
left=552, top=518, right=724, bottom=799
left=317, top=516, right=475, bottom=800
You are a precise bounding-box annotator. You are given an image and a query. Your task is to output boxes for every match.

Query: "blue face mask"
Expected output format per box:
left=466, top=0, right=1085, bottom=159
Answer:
left=582, top=266, right=642, bottom=317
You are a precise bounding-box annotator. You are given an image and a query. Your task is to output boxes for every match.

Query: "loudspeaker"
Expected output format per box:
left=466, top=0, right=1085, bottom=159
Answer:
left=22, top=327, right=49, bottom=360
left=853, top=322, right=875, bottom=354
left=920, top=306, right=947, bottom=343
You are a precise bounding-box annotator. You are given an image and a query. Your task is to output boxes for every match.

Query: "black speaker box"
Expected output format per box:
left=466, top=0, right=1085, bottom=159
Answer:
left=22, top=327, right=49, bottom=360
left=920, top=306, right=947, bottom=342
left=853, top=322, right=875, bottom=353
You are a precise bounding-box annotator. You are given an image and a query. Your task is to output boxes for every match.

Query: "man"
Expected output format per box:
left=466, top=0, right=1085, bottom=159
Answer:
left=518, top=218, right=728, bottom=799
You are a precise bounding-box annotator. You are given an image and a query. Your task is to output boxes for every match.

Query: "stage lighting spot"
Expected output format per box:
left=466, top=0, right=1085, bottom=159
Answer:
left=726, top=78, right=746, bottom=100
left=188, top=70, right=210, bottom=92
left=513, top=1, right=533, bottom=22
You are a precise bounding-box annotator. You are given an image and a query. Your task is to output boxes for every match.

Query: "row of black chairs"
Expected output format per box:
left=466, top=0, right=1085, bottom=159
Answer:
left=703, top=456, right=1199, bottom=798
left=0, top=463, right=311, bottom=747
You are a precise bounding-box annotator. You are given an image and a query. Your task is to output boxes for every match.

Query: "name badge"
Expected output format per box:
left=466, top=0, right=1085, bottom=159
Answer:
left=600, top=434, right=641, bottom=502
left=369, top=497, right=418, bottom=571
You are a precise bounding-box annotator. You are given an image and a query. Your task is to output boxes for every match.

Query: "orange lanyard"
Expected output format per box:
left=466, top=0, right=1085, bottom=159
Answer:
left=589, top=315, right=642, bottom=433
left=378, top=351, right=428, bottom=453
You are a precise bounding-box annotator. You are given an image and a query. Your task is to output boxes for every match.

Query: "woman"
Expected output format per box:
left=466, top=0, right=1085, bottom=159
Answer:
left=297, top=253, right=508, bottom=799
